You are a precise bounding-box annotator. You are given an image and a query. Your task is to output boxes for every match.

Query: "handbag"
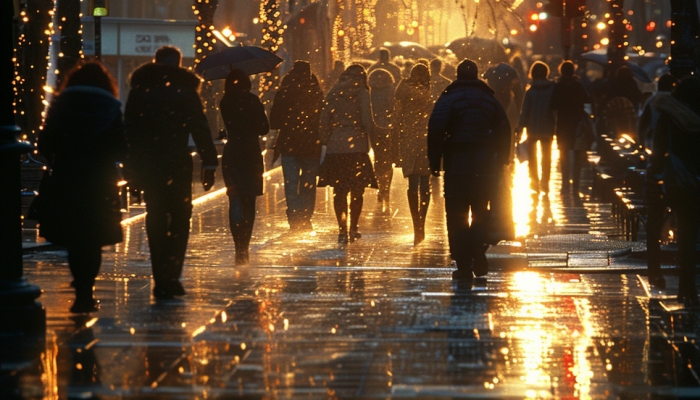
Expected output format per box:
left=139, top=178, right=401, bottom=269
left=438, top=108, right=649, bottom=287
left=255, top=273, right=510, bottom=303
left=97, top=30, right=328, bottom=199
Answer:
left=574, top=111, right=595, bottom=151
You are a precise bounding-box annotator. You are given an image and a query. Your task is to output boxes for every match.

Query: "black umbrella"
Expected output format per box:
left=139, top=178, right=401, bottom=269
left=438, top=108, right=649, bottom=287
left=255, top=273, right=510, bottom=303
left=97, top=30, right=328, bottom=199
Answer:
left=366, top=41, right=435, bottom=60
left=195, top=45, right=283, bottom=80
left=580, top=50, right=651, bottom=83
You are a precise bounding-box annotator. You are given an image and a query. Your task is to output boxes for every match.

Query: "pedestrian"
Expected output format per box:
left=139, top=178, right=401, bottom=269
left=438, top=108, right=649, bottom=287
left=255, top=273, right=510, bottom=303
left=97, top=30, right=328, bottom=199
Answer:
left=550, top=60, right=590, bottom=193
left=220, top=69, right=270, bottom=264
left=269, top=60, right=324, bottom=232
left=429, top=58, right=451, bottom=102
left=648, top=76, right=700, bottom=305
left=326, top=60, right=345, bottom=92
left=516, top=61, right=556, bottom=195
left=124, top=46, right=218, bottom=300
left=640, top=74, right=678, bottom=288
left=368, top=68, right=396, bottom=208
left=428, top=59, right=512, bottom=282
left=38, top=61, right=127, bottom=313
left=318, top=64, right=378, bottom=244
left=484, top=62, right=524, bottom=130
left=368, top=47, right=402, bottom=84
left=395, top=63, right=433, bottom=245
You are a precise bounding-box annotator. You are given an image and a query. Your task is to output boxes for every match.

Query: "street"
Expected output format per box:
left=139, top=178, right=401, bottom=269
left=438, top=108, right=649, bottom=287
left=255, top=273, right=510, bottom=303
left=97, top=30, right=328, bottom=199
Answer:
left=13, top=148, right=700, bottom=399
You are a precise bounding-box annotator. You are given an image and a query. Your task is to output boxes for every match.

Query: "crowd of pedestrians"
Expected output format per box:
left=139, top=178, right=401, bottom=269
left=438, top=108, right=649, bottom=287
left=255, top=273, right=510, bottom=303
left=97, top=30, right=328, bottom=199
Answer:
left=34, top=44, right=700, bottom=312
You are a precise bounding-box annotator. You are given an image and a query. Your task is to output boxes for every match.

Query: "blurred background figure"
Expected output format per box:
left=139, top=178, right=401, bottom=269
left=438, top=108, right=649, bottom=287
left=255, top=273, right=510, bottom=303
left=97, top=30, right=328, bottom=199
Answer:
left=368, top=47, right=402, bottom=84
left=484, top=62, right=524, bottom=131
left=319, top=65, right=378, bottom=244
left=550, top=60, right=591, bottom=194
left=516, top=61, right=556, bottom=195
left=395, top=64, right=433, bottom=245
left=429, top=58, right=451, bottom=102
left=368, top=68, right=396, bottom=209
left=269, top=61, right=324, bottom=232
left=38, top=61, right=127, bottom=313
left=220, top=69, right=270, bottom=265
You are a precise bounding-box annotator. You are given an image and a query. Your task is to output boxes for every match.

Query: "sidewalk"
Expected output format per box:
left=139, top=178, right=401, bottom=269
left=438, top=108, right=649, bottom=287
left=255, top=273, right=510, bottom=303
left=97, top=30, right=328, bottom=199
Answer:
left=13, top=154, right=700, bottom=398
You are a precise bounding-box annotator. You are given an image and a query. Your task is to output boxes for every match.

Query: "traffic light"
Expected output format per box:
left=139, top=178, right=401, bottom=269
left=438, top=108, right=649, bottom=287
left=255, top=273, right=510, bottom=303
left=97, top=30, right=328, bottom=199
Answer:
left=89, top=0, right=109, bottom=17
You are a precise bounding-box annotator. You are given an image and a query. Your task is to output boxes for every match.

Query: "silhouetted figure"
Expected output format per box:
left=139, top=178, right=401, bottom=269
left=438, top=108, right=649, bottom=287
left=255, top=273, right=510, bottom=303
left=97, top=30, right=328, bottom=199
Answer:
left=368, top=47, right=402, bottom=84
left=649, top=76, right=700, bottom=305
left=220, top=69, right=270, bottom=264
left=319, top=65, right=378, bottom=244
left=428, top=59, right=511, bottom=282
left=124, top=46, right=218, bottom=299
left=368, top=68, right=396, bottom=207
left=269, top=61, right=324, bottom=231
left=429, top=58, right=451, bottom=102
left=641, top=74, right=678, bottom=289
left=395, top=64, right=433, bottom=245
left=484, top=62, right=523, bottom=130
left=326, top=60, right=345, bottom=92
left=550, top=61, right=590, bottom=193
left=39, top=61, right=127, bottom=313
left=605, top=65, right=644, bottom=113
left=517, top=61, right=556, bottom=194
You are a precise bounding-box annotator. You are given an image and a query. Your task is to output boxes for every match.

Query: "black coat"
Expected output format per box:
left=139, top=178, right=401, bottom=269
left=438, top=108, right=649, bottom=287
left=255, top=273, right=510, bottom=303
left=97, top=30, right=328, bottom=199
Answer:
left=269, top=67, right=323, bottom=160
left=38, top=86, right=127, bottom=247
left=550, top=76, right=590, bottom=151
left=220, top=91, right=270, bottom=196
left=428, top=79, right=512, bottom=177
left=124, top=63, right=218, bottom=187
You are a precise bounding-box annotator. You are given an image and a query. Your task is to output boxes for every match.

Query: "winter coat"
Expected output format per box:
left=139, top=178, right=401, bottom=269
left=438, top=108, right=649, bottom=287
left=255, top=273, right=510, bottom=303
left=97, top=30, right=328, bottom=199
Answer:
left=517, top=79, right=556, bottom=139
left=269, top=63, right=324, bottom=161
left=430, top=73, right=451, bottom=102
left=394, top=77, right=432, bottom=176
left=550, top=76, right=590, bottom=151
left=368, top=68, right=396, bottom=162
left=428, top=79, right=511, bottom=176
left=368, top=61, right=402, bottom=84
left=319, top=77, right=375, bottom=155
left=124, top=63, right=218, bottom=187
left=220, top=90, right=270, bottom=196
left=649, top=93, right=700, bottom=199
left=38, top=86, right=127, bottom=247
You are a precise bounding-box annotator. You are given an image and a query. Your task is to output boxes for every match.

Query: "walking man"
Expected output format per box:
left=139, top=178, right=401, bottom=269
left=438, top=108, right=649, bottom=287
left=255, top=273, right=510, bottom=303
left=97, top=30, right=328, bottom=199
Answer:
left=124, top=46, right=218, bottom=299
left=428, top=59, right=512, bottom=282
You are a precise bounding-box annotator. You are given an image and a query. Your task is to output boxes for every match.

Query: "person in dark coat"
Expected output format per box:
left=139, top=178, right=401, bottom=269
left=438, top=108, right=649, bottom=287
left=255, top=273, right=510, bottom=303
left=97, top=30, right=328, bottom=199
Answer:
left=550, top=60, right=590, bottom=193
left=319, top=64, right=378, bottom=244
left=648, top=76, right=700, bottom=305
left=395, top=64, right=433, bottom=245
left=517, top=61, right=556, bottom=194
left=428, top=59, right=512, bottom=282
left=124, top=46, right=218, bottom=299
left=484, top=62, right=524, bottom=131
left=368, top=68, right=396, bottom=208
left=269, top=61, right=324, bottom=231
left=39, top=61, right=127, bottom=313
left=429, top=58, right=451, bottom=102
left=368, top=48, right=402, bottom=84
left=220, top=69, right=270, bottom=264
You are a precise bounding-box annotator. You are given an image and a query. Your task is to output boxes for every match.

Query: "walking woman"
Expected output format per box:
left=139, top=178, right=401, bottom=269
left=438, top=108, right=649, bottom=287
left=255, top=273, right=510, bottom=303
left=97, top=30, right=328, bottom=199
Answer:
left=368, top=68, right=396, bottom=208
left=220, top=69, right=270, bottom=264
left=318, top=64, right=378, bottom=243
left=395, top=63, right=433, bottom=245
left=38, top=61, right=127, bottom=313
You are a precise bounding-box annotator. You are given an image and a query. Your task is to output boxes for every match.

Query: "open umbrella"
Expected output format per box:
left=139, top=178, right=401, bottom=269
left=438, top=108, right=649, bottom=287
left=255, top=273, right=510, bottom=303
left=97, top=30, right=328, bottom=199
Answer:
left=366, top=41, right=435, bottom=60
left=580, top=50, right=651, bottom=83
left=195, top=45, right=283, bottom=80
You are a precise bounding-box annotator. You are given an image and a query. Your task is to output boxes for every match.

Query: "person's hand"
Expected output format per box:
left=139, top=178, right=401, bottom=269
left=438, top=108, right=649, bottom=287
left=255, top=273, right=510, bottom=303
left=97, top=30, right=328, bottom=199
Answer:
left=201, top=168, right=215, bottom=191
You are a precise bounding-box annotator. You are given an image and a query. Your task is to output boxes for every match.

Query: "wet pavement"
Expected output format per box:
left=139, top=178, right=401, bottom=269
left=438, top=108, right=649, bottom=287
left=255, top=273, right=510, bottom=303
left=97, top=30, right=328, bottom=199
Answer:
left=9, top=146, right=700, bottom=399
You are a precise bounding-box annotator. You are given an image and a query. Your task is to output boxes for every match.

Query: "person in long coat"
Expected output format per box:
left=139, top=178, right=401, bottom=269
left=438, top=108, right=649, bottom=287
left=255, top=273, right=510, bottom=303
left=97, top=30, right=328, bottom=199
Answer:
left=318, top=64, right=378, bottom=244
left=550, top=60, right=590, bottom=193
left=220, top=69, right=270, bottom=264
left=395, top=64, right=433, bottom=245
left=39, top=61, right=127, bottom=313
left=269, top=60, right=324, bottom=231
left=648, top=76, right=700, bottom=305
left=368, top=68, right=396, bottom=207
left=517, top=61, right=556, bottom=194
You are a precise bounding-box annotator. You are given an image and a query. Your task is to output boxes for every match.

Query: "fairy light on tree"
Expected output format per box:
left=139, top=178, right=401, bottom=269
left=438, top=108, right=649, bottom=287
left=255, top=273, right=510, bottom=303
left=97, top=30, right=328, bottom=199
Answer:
left=258, top=0, right=285, bottom=104
left=192, top=0, right=219, bottom=68
left=13, top=0, right=54, bottom=144
left=55, top=0, right=84, bottom=88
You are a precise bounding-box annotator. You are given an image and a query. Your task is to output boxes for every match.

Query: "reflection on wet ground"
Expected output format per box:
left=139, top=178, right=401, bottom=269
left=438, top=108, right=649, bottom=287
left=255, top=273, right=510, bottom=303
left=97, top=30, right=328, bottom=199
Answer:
left=14, top=149, right=700, bottom=398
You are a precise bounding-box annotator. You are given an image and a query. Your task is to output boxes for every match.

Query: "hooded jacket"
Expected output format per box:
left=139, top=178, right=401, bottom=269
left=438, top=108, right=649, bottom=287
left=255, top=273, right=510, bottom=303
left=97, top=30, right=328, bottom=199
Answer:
left=517, top=79, right=556, bottom=138
left=124, top=63, right=218, bottom=186
left=269, top=61, right=324, bottom=160
left=38, top=86, right=127, bottom=247
left=428, top=79, right=511, bottom=175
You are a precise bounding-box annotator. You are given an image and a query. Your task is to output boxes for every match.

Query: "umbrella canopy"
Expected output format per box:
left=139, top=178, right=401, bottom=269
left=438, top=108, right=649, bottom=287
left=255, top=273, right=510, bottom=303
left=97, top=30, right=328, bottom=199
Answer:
left=195, top=45, right=283, bottom=80
left=447, top=37, right=509, bottom=65
left=366, top=41, right=435, bottom=60
left=580, top=50, right=651, bottom=83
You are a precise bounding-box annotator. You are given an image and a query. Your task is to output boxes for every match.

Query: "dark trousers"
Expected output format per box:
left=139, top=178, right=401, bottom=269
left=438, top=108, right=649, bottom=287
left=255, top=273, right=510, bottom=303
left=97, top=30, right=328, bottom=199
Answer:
left=143, top=175, right=193, bottom=287
left=527, top=137, right=552, bottom=192
left=443, top=173, right=493, bottom=270
left=228, top=194, right=256, bottom=252
left=670, top=192, right=700, bottom=295
left=66, top=245, right=102, bottom=289
left=645, top=177, right=665, bottom=277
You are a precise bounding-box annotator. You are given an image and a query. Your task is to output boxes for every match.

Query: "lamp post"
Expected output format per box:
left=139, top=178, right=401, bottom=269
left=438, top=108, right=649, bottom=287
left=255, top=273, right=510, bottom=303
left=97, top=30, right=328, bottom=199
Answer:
left=0, top=0, right=45, bottom=336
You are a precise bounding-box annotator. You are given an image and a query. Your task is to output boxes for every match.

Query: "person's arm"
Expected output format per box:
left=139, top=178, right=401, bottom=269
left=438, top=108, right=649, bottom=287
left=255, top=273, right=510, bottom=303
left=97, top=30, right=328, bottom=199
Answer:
left=517, top=89, right=532, bottom=134
left=494, top=99, right=513, bottom=166
left=359, top=89, right=376, bottom=144
left=427, top=92, right=451, bottom=175
left=648, top=114, right=669, bottom=176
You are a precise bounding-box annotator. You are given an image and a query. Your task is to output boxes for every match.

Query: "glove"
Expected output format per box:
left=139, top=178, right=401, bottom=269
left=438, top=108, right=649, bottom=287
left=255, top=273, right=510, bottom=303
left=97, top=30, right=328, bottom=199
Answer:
left=201, top=168, right=216, bottom=191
